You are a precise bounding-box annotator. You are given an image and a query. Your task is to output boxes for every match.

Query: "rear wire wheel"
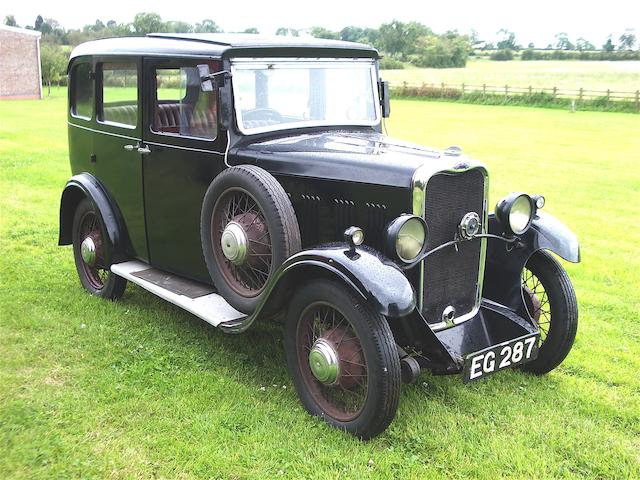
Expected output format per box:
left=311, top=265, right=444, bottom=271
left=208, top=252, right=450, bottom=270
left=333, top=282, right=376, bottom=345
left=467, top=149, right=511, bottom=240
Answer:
left=285, top=280, right=401, bottom=439
left=72, top=198, right=126, bottom=300
left=520, top=250, right=578, bottom=374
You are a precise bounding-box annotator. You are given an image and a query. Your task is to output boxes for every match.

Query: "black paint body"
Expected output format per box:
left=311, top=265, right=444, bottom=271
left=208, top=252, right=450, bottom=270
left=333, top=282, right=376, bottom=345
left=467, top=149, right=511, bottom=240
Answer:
left=59, top=34, right=580, bottom=374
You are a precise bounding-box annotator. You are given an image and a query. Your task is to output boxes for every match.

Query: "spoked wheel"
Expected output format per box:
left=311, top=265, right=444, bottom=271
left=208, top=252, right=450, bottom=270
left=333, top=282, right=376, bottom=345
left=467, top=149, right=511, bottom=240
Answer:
left=72, top=198, right=126, bottom=299
left=201, top=165, right=301, bottom=314
left=211, top=189, right=272, bottom=297
left=285, top=280, right=401, bottom=440
left=519, top=250, right=578, bottom=374
left=297, top=302, right=368, bottom=421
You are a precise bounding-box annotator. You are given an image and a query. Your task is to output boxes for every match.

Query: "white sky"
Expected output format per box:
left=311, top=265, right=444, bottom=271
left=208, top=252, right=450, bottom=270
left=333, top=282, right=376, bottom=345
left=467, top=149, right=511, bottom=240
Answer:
left=2, top=0, right=639, bottom=48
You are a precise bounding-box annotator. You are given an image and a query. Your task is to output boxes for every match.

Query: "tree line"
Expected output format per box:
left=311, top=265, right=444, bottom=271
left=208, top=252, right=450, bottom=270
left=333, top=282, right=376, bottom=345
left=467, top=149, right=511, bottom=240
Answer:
left=3, top=13, right=638, bottom=95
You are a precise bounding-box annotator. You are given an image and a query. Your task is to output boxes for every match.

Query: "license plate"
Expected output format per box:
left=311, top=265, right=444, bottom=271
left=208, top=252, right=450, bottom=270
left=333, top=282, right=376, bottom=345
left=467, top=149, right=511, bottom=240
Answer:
left=463, top=332, right=539, bottom=383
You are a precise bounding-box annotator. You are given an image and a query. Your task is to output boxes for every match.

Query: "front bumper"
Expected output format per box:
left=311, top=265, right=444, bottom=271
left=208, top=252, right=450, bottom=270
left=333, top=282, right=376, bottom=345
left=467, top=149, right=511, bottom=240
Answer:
left=400, top=299, right=538, bottom=376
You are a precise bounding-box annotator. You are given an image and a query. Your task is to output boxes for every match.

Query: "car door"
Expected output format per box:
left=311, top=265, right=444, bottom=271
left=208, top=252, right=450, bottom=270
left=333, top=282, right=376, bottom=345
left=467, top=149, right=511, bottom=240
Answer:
left=142, top=57, right=226, bottom=282
left=94, top=57, right=148, bottom=260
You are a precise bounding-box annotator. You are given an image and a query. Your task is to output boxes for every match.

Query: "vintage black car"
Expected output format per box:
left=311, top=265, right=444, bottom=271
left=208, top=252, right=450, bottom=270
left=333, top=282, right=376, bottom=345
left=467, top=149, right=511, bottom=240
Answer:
left=59, top=33, right=580, bottom=439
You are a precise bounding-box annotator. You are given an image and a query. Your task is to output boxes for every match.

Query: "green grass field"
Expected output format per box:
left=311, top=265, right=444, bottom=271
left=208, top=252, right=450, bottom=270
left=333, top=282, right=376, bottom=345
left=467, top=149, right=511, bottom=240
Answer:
left=1, top=88, right=639, bottom=479
left=383, top=59, right=640, bottom=93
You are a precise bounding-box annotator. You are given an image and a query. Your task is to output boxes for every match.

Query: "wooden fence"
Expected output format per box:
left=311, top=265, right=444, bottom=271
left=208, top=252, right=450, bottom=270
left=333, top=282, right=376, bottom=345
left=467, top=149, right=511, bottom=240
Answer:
left=392, top=82, right=640, bottom=110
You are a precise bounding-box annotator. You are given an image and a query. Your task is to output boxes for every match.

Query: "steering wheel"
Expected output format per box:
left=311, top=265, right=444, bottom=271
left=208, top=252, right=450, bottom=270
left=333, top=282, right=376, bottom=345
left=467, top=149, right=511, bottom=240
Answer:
left=242, top=108, right=283, bottom=123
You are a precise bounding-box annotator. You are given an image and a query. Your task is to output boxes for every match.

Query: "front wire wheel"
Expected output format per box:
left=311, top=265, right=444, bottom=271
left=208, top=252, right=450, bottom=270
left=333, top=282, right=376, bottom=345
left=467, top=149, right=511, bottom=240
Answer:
left=520, top=250, right=578, bottom=374
left=285, top=280, right=401, bottom=440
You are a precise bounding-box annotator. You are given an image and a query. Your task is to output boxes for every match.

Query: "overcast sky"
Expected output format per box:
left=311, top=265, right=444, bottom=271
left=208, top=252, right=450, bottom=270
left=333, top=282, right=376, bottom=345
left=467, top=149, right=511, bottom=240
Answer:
left=2, top=1, right=639, bottom=47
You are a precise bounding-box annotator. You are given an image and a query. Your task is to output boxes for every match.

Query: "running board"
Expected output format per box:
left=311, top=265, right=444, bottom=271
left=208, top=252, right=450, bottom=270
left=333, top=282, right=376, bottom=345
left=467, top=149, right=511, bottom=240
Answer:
left=110, top=261, right=246, bottom=328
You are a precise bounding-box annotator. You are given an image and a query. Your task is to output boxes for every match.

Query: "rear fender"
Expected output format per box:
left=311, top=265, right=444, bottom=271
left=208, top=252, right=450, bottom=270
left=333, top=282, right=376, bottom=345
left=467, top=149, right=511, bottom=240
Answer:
left=58, top=173, right=130, bottom=262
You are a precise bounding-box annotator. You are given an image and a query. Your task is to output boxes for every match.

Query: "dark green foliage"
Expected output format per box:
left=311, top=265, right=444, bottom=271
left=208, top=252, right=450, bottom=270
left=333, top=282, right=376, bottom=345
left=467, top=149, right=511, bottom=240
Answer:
left=520, top=49, right=640, bottom=61
left=309, top=27, right=339, bottom=40
left=378, top=57, right=406, bottom=70
left=390, top=84, right=639, bottom=113
left=490, top=49, right=514, bottom=61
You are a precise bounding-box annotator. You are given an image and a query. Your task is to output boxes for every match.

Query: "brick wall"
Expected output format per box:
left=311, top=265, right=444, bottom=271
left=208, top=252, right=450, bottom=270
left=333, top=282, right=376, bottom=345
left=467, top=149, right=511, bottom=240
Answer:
left=0, top=26, right=42, bottom=99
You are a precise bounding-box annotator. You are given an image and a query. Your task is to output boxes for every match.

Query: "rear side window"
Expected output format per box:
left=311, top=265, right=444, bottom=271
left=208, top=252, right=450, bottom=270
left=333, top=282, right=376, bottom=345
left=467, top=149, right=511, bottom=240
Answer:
left=100, top=63, right=138, bottom=128
left=152, top=66, right=217, bottom=140
left=71, top=63, right=93, bottom=120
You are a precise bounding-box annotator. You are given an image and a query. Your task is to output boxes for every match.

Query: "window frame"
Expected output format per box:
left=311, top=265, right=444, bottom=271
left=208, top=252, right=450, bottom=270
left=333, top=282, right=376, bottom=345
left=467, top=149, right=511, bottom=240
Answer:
left=97, top=60, right=140, bottom=130
left=150, top=63, right=219, bottom=143
left=70, top=61, right=94, bottom=121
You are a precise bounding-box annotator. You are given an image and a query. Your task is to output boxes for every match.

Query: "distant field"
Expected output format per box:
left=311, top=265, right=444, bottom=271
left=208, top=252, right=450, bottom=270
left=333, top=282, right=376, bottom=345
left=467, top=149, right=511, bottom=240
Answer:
left=383, top=60, right=640, bottom=93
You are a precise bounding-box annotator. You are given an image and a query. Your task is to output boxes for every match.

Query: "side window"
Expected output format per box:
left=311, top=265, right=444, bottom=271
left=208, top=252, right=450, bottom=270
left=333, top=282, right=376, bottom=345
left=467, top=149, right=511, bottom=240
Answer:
left=100, top=63, right=138, bottom=128
left=71, top=62, right=93, bottom=120
left=153, top=66, right=217, bottom=140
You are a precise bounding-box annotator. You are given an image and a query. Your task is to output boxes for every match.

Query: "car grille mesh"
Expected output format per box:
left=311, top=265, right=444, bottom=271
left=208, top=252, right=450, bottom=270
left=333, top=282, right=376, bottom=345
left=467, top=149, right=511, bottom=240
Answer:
left=421, top=169, right=485, bottom=324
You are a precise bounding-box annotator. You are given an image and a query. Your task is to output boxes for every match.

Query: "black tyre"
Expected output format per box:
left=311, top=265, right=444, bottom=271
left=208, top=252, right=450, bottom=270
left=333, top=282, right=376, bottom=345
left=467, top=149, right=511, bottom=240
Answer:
left=284, top=280, right=401, bottom=440
left=200, top=165, right=301, bottom=314
left=72, top=198, right=127, bottom=300
left=520, top=250, right=578, bottom=374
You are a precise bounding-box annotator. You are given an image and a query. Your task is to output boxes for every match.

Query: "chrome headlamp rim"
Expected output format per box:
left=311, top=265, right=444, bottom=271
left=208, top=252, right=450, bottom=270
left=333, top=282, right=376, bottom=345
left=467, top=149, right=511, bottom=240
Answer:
left=385, top=214, right=428, bottom=264
left=495, top=192, right=535, bottom=235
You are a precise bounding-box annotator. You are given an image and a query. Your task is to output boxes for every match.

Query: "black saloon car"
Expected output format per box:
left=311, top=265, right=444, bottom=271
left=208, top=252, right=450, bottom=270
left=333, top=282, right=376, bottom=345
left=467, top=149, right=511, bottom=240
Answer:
left=59, top=33, right=580, bottom=439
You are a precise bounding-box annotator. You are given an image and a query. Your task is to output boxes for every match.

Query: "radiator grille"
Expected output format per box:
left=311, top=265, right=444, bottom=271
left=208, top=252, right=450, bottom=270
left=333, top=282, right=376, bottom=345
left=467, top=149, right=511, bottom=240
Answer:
left=422, top=169, right=485, bottom=324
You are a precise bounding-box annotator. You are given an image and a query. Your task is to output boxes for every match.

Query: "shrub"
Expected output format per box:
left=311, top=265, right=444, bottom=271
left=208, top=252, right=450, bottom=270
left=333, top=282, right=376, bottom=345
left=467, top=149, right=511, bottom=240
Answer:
left=378, top=57, right=406, bottom=70
left=490, top=49, right=514, bottom=61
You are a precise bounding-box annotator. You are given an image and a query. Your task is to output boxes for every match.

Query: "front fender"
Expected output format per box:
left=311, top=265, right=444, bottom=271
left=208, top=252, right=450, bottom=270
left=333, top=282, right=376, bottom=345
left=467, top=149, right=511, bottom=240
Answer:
left=483, top=211, right=579, bottom=311
left=220, top=244, right=416, bottom=334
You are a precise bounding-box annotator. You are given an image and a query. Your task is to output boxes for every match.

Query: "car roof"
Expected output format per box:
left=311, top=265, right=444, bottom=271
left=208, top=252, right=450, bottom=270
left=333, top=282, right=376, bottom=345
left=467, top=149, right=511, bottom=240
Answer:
left=69, top=33, right=378, bottom=63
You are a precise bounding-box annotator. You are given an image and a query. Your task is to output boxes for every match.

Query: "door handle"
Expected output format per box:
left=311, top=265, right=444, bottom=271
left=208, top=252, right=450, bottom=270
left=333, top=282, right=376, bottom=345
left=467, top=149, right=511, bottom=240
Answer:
left=137, top=145, right=151, bottom=155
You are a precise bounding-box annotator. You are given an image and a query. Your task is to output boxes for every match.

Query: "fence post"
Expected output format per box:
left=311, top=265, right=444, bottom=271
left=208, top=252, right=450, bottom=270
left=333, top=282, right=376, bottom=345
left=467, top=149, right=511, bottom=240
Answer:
left=505, top=84, right=509, bottom=98
left=579, top=88, right=583, bottom=102
left=636, top=90, right=639, bottom=111
left=606, top=89, right=610, bottom=101
left=552, top=86, right=557, bottom=98
left=528, top=85, right=532, bottom=96
left=402, top=81, right=407, bottom=96
left=441, top=82, right=445, bottom=98
left=482, top=84, right=486, bottom=96
left=462, top=83, right=465, bottom=95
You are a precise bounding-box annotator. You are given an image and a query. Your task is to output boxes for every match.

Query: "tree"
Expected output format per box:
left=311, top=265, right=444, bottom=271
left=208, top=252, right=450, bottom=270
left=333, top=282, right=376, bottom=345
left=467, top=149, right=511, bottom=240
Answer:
left=309, top=26, right=339, bottom=40
left=4, top=15, right=18, bottom=27
left=34, top=15, right=44, bottom=31
left=340, top=26, right=364, bottom=42
left=243, top=27, right=259, bottom=34
left=555, top=32, right=574, bottom=50
left=619, top=29, right=637, bottom=50
left=195, top=19, right=221, bottom=33
left=496, top=29, right=519, bottom=50
left=40, top=44, right=67, bottom=95
left=378, top=20, right=431, bottom=59
left=575, top=37, right=595, bottom=51
left=132, top=12, right=166, bottom=35
left=167, top=21, right=193, bottom=33
left=603, top=36, right=615, bottom=52
left=275, top=27, right=299, bottom=37
left=527, top=42, right=535, bottom=49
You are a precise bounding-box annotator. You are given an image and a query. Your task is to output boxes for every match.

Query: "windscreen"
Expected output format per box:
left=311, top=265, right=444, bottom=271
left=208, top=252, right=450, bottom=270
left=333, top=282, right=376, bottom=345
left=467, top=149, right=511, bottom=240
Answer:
left=231, top=59, right=380, bottom=134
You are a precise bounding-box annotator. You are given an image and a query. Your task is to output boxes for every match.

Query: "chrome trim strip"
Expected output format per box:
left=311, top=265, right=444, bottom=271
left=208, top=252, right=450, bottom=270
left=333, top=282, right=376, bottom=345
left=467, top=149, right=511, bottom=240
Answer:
left=411, top=157, right=489, bottom=332
left=68, top=122, right=225, bottom=156
left=68, top=121, right=140, bottom=141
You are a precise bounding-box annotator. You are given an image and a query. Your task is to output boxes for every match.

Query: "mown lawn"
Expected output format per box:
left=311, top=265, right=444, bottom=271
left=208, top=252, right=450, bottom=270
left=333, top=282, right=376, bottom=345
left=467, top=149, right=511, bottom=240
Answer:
left=383, top=59, right=640, bottom=93
left=1, top=88, right=639, bottom=479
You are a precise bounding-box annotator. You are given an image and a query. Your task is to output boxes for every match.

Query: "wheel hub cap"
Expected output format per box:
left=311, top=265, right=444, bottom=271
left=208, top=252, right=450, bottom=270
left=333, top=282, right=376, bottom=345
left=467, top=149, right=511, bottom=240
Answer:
left=309, top=338, right=340, bottom=385
left=81, top=236, right=97, bottom=266
left=220, top=221, right=248, bottom=265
